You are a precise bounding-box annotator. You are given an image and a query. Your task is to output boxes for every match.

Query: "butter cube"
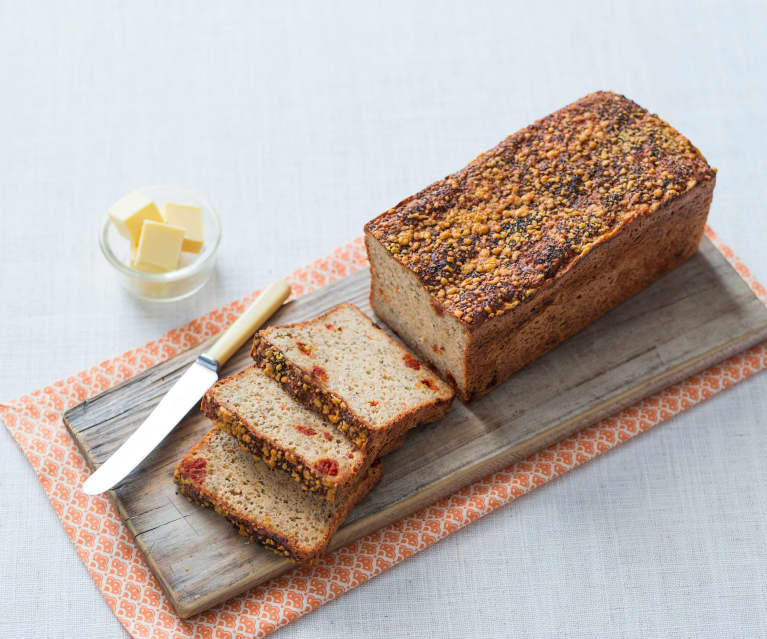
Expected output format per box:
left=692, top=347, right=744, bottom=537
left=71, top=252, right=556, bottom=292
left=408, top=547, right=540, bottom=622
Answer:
left=134, top=221, right=185, bottom=272
left=108, top=191, right=163, bottom=244
left=161, top=203, right=205, bottom=253
left=130, top=242, right=165, bottom=273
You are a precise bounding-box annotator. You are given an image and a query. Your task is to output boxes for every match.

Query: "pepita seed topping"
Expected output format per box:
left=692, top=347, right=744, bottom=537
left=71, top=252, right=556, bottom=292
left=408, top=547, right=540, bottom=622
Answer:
left=366, top=92, right=714, bottom=325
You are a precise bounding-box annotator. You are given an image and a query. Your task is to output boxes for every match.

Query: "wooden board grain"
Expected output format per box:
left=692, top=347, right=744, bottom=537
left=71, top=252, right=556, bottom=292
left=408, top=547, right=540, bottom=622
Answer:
left=64, top=237, right=767, bottom=618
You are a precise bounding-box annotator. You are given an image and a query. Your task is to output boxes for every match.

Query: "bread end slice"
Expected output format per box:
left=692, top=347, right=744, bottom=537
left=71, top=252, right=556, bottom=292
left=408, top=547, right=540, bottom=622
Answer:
left=174, top=428, right=382, bottom=562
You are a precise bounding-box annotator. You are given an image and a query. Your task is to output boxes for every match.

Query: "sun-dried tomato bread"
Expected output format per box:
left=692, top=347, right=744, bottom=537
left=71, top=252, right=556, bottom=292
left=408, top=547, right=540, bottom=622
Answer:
left=251, top=303, right=454, bottom=455
left=201, top=364, right=370, bottom=502
left=365, top=91, right=716, bottom=401
left=174, top=427, right=382, bottom=562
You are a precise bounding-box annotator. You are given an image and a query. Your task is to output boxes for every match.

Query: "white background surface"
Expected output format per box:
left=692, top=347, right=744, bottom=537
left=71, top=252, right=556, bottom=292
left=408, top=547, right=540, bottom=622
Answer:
left=1, top=1, right=766, bottom=637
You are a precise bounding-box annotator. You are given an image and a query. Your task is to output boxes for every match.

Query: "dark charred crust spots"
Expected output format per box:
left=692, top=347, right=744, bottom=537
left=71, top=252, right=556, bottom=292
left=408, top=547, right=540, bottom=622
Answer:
left=365, top=91, right=715, bottom=327
left=179, top=457, right=207, bottom=483
left=403, top=353, right=421, bottom=370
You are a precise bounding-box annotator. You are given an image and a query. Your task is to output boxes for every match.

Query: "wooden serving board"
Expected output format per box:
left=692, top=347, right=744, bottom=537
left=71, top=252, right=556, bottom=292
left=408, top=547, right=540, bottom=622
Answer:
left=64, top=237, right=767, bottom=618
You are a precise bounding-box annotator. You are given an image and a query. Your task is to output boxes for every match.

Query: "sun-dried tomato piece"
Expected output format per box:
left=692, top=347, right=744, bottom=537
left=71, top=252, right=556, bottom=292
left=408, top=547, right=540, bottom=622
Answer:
left=314, top=458, right=339, bottom=476
left=312, top=366, right=328, bottom=381
left=296, top=341, right=312, bottom=356
left=421, top=378, right=438, bottom=390
left=294, top=425, right=316, bottom=436
left=403, top=354, right=421, bottom=370
left=369, top=400, right=378, bottom=406
left=322, top=432, right=333, bottom=441
left=180, top=457, right=207, bottom=483
left=429, top=298, right=445, bottom=317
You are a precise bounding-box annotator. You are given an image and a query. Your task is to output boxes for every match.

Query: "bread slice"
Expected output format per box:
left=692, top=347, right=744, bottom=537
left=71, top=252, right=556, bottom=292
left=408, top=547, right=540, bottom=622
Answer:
left=251, top=303, right=454, bottom=455
left=174, top=427, right=382, bottom=562
left=201, top=364, right=369, bottom=502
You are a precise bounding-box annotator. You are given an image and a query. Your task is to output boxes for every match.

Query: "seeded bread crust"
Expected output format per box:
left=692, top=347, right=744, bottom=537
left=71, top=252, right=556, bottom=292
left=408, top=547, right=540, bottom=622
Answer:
left=251, top=303, right=454, bottom=456
left=365, top=91, right=716, bottom=401
left=174, top=428, right=383, bottom=562
left=201, top=365, right=368, bottom=502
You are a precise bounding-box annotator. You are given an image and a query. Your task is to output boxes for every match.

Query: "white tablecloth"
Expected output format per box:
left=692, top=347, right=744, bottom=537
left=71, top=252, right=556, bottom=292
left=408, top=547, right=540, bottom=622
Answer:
left=2, top=1, right=766, bottom=637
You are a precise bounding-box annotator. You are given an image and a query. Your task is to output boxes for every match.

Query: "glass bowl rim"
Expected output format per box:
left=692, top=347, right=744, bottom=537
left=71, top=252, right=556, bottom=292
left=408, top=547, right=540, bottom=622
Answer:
left=98, top=185, right=222, bottom=282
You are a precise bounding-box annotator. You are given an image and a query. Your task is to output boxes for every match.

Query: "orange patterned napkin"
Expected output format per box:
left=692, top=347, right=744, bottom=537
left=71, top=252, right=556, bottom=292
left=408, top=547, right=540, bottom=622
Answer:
left=1, top=227, right=766, bottom=639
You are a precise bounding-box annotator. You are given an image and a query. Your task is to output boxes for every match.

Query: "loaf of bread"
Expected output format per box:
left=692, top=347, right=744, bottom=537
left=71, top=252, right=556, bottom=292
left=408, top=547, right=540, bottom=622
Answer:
left=174, top=427, right=382, bottom=562
left=251, top=303, right=454, bottom=455
left=201, top=365, right=370, bottom=502
left=365, top=91, right=716, bottom=401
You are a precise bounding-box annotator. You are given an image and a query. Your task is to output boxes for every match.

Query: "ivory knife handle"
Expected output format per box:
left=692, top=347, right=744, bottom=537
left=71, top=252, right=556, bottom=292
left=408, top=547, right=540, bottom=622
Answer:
left=203, top=280, right=291, bottom=366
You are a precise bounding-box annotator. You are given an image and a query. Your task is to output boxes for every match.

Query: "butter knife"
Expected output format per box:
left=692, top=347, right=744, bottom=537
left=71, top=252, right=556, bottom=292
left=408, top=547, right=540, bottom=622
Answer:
left=82, top=279, right=291, bottom=495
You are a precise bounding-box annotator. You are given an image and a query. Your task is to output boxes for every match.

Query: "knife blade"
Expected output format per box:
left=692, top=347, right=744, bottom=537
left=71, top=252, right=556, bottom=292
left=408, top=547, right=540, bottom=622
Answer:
left=82, top=279, right=291, bottom=495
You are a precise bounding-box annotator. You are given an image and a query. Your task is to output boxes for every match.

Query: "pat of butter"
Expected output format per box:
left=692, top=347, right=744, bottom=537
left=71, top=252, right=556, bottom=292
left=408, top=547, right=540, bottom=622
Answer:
left=130, top=243, right=165, bottom=273
left=134, top=220, right=185, bottom=272
left=161, top=203, right=204, bottom=253
left=108, top=191, right=163, bottom=244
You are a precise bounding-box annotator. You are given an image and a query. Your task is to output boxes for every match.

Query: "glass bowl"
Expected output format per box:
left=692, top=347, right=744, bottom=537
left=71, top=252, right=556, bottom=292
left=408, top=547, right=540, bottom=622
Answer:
left=99, top=185, right=221, bottom=302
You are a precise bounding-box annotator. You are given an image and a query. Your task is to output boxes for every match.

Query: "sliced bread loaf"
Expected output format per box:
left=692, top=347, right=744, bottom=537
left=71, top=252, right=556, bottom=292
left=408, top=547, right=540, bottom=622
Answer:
left=201, top=364, right=369, bottom=502
left=174, top=427, right=382, bottom=562
left=251, top=303, right=454, bottom=455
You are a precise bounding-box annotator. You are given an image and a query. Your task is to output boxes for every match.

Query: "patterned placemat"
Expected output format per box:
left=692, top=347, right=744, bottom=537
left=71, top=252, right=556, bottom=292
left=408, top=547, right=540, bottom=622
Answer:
left=1, top=227, right=765, bottom=639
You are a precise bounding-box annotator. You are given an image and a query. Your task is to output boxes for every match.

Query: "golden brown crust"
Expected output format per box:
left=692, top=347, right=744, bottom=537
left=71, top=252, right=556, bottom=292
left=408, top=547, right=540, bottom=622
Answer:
left=459, top=177, right=715, bottom=400
left=369, top=176, right=714, bottom=402
left=173, top=429, right=383, bottom=562
left=365, top=91, right=716, bottom=328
